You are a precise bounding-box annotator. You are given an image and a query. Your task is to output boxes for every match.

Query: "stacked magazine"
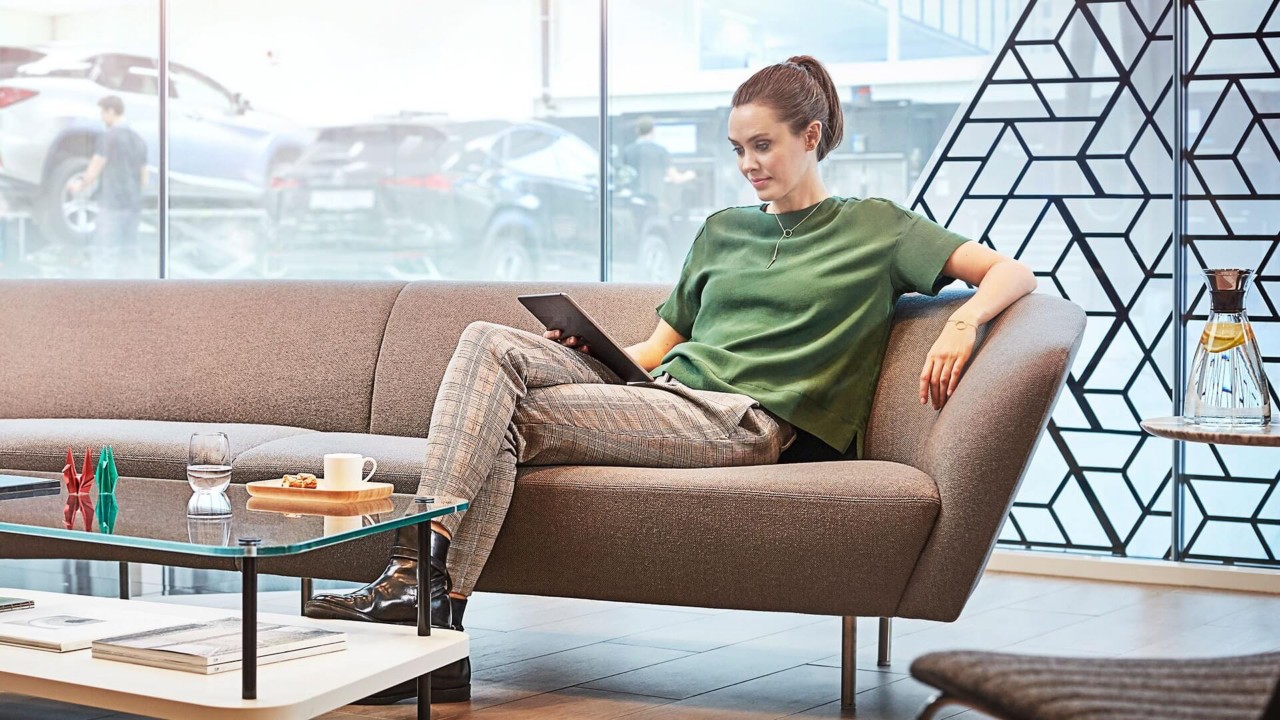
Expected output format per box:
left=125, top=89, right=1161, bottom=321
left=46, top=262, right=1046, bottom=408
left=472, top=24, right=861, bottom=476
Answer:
left=0, top=606, right=190, bottom=652
left=92, top=617, right=346, bottom=674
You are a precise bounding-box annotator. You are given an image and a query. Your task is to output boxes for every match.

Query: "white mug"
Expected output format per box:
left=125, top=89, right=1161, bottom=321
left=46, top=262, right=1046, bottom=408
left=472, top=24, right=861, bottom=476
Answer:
left=323, top=515, right=364, bottom=537
left=323, top=453, right=377, bottom=491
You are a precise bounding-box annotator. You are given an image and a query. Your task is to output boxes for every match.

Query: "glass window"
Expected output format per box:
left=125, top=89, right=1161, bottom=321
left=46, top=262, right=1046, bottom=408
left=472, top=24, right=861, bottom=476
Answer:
left=93, top=54, right=159, bottom=96
left=502, top=127, right=561, bottom=178
left=607, top=0, right=984, bottom=281
left=164, top=0, right=600, bottom=283
left=168, top=63, right=234, bottom=111
left=0, top=1, right=160, bottom=279
left=0, top=46, right=44, bottom=78
left=553, top=134, right=599, bottom=183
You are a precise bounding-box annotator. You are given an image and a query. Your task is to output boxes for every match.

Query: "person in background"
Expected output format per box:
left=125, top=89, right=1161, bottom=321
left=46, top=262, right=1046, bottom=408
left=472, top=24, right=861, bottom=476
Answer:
left=622, top=115, right=695, bottom=207
left=67, top=95, right=148, bottom=275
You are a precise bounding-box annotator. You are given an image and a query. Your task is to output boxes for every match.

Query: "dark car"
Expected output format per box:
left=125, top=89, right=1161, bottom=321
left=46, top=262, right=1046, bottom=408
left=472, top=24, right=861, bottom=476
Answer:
left=267, top=117, right=679, bottom=281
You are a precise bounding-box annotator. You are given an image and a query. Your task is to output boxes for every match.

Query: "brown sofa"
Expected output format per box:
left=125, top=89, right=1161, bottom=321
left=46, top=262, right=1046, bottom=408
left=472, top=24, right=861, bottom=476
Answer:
left=0, top=279, right=1084, bottom=705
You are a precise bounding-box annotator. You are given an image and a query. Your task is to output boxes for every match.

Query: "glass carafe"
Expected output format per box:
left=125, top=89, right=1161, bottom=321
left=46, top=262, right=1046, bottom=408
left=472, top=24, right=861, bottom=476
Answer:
left=1185, top=268, right=1271, bottom=426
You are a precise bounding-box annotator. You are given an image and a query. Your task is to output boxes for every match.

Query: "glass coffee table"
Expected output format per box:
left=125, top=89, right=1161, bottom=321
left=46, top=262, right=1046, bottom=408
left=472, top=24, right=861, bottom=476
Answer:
left=0, top=476, right=467, bottom=719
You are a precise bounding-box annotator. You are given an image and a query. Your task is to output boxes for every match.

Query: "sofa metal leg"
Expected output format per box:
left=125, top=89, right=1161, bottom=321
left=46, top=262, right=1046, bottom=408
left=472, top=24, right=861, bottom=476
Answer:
left=841, top=616, right=856, bottom=710
left=878, top=617, right=891, bottom=667
left=300, top=577, right=313, bottom=613
left=916, top=693, right=995, bottom=720
left=916, top=693, right=952, bottom=720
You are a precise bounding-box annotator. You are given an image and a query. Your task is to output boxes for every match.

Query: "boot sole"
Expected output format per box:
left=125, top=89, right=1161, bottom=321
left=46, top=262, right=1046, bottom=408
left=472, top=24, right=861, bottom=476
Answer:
left=303, top=599, right=417, bottom=626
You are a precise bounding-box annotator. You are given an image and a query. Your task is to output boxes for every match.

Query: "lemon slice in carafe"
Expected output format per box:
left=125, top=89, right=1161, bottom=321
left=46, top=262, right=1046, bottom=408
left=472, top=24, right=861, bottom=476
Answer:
left=1199, top=321, right=1255, bottom=353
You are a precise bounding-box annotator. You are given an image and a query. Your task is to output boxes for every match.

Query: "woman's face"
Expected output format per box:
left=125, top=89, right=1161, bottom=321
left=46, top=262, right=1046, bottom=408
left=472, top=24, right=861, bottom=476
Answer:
left=727, top=102, right=820, bottom=207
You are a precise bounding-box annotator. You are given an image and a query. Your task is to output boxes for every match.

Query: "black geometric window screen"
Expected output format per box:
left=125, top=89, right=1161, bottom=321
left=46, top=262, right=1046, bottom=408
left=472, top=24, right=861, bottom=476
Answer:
left=1180, top=0, right=1280, bottom=564
left=912, top=0, right=1280, bottom=566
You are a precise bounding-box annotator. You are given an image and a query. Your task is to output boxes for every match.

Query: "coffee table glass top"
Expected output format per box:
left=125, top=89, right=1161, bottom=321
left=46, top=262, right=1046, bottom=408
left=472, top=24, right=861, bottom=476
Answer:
left=0, top=476, right=466, bottom=557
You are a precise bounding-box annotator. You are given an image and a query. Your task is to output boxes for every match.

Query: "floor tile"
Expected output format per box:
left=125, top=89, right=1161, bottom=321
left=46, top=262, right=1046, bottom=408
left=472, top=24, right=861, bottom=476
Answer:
left=788, top=676, right=960, bottom=720
left=467, top=640, right=691, bottom=710
left=449, top=687, right=671, bottom=719
left=608, top=609, right=829, bottom=653
left=620, top=664, right=891, bottom=720
left=1004, top=578, right=1167, bottom=617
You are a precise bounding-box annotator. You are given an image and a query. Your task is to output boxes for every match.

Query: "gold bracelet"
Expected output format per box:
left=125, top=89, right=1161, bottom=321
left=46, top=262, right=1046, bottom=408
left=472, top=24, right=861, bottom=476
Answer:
left=950, top=319, right=978, bottom=331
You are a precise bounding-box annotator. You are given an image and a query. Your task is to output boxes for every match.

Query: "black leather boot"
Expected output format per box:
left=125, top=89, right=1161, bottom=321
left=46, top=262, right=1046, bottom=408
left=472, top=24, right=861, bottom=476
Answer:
left=431, top=597, right=471, bottom=701
left=304, top=524, right=451, bottom=627
left=303, top=526, right=471, bottom=704
left=343, top=596, right=471, bottom=704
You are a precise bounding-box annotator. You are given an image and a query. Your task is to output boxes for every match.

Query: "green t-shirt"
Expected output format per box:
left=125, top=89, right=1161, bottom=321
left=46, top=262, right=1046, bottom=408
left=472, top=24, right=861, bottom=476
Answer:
left=652, top=196, right=971, bottom=457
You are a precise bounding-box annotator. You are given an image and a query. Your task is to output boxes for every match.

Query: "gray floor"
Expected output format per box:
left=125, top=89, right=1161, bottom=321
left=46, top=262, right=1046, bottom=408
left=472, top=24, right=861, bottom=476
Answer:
left=0, top=559, right=1277, bottom=719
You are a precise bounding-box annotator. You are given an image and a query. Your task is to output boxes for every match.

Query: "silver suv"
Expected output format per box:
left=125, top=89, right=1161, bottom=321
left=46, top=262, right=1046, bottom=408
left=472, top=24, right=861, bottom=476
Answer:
left=0, top=45, right=309, bottom=244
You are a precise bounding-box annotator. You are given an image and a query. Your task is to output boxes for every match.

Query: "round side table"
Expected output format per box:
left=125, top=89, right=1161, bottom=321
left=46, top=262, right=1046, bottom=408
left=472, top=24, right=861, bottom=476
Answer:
left=1141, top=416, right=1280, bottom=447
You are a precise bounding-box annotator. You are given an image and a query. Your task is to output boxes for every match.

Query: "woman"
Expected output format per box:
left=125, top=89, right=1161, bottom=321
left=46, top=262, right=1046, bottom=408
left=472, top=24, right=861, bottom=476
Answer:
left=305, top=55, right=1037, bottom=704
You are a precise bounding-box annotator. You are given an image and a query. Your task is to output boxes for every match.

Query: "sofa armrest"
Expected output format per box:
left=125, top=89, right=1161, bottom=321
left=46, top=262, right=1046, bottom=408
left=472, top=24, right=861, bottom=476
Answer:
left=893, top=293, right=1086, bottom=620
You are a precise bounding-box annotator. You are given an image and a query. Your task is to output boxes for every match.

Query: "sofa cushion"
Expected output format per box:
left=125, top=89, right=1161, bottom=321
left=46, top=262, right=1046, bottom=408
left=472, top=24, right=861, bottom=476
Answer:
left=232, top=432, right=429, bottom=492
left=0, top=419, right=315, bottom=481
left=474, top=459, right=942, bottom=616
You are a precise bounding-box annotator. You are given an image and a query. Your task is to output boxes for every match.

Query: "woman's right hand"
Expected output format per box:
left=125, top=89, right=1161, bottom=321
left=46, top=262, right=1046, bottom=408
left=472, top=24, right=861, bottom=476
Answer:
left=543, top=328, right=591, bottom=355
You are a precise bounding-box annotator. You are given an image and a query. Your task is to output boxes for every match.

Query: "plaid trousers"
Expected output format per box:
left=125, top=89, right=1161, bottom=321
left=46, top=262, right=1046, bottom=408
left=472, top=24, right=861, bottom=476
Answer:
left=417, top=321, right=794, bottom=595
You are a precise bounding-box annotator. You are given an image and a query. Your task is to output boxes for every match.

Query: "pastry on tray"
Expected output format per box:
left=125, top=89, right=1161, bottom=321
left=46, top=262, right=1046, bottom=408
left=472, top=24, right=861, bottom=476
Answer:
left=281, top=472, right=319, bottom=489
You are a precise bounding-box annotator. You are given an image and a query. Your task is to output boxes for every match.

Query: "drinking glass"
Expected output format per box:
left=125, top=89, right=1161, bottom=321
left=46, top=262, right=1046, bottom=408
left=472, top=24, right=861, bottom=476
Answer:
left=188, top=515, right=233, bottom=546
left=187, top=432, right=232, bottom=517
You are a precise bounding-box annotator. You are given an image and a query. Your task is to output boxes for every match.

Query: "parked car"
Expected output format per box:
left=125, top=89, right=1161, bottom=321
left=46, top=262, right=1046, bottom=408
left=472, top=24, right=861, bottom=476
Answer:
left=267, top=116, right=680, bottom=281
left=0, top=44, right=309, bottom=244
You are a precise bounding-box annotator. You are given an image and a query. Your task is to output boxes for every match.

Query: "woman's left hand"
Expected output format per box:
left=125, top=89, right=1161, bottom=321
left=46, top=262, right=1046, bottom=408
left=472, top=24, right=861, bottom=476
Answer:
left=919, top=323, right=978, bottom=410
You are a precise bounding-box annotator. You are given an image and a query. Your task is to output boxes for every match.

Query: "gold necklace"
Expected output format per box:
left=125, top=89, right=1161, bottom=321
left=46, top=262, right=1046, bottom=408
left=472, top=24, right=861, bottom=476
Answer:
left=767, top=201, right=824, bottom=269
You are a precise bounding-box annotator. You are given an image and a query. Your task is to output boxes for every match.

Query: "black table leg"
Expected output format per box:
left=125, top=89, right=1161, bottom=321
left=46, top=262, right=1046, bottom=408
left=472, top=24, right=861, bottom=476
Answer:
left=418, top=672, right=432, bottom=720
left=239, top=538, right=261, bottom=701
left=300, top=577, right=313, bottom=614
left=118, top=561, right=129, bottom=600
left=417, top=519, right=431, bottom=719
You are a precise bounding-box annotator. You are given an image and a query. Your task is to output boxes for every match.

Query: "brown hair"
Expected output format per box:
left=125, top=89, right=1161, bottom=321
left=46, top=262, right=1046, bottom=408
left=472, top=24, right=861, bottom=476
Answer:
left=731, top=55, right=844, bottom=161
left=97, top=95, right=125, bottom=115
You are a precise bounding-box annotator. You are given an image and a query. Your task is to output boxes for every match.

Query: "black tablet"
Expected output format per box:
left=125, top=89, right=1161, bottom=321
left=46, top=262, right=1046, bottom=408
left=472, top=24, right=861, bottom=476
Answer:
left=517, top=293, right=653, bottom=384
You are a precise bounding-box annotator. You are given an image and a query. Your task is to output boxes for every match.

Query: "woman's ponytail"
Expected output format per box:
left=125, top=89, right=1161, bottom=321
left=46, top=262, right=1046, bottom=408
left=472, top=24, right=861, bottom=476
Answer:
left=732, top=55, right=844, bottom=161
left=785, top=55, right=844, bottom=161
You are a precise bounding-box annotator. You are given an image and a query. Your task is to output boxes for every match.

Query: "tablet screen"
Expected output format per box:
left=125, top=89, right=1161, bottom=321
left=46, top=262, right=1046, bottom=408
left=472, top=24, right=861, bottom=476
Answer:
left=517, top=293, right=653, bottom=384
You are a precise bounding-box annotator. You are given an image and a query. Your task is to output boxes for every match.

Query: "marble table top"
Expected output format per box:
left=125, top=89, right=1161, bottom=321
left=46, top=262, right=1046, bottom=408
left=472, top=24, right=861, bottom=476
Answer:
left=1141, top=416, right=1280, bottom=447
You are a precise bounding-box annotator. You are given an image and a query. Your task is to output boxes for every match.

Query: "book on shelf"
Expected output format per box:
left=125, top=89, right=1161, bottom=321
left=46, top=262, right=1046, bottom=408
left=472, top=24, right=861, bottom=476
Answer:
left=94, top=640, right=346, bottom=674
left=0, top=596, right=34, bottom=614
left=92, top=617, right=346, bottom=673
left=0, top=606, right=189, bottom=652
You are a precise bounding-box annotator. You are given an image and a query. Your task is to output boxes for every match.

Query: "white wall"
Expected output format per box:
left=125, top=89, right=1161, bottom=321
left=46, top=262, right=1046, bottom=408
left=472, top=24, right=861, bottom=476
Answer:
left=0, top=9, right=54, bottom=44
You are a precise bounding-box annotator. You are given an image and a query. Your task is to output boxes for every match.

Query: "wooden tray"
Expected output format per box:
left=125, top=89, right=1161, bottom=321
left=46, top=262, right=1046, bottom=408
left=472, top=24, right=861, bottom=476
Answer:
left=246, top=496, right=395, bottom=517
left=245, top=479, right=394, bottom=503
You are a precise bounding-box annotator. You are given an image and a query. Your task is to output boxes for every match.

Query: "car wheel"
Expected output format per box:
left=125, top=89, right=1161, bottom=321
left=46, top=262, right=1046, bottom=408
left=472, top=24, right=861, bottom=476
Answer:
left=639, top=231, right=675, bottom=282
left=37, top=156, right=97, bottom=245
left=482, top=219, right=537, bottom=281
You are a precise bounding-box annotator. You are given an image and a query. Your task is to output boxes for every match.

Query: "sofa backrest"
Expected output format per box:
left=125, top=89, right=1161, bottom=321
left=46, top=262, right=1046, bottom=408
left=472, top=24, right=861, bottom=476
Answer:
left=370, top=281, right=672, bottom=437
left=871, top=291, right=1086, bottom=619
left=863, top=290, right=976, bottom=466
left=0, top=280, right=405, bottom=433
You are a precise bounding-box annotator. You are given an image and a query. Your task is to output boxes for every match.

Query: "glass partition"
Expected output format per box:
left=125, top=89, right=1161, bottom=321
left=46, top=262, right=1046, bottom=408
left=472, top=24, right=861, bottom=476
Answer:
left=0, top=0, right=160, bottom=278
left=165, top=0, right=600, bottom=282
left=605, top=0, right=986, bottom=282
